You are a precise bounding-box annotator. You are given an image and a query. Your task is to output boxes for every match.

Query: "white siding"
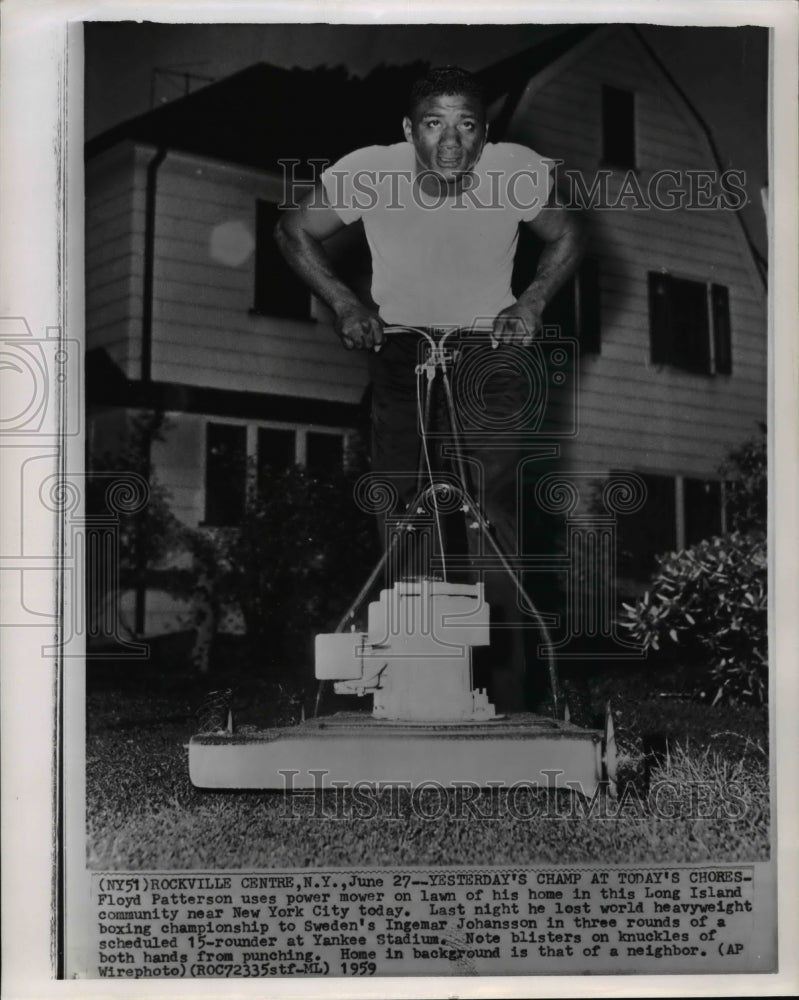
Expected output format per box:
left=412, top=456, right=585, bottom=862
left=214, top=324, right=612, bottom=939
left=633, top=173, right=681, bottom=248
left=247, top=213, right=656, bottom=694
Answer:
left=508, top=26, right=766, bottom=481
left=148, top=152, right=370, bottom=403
left=85, top=143, right=142, bottom=378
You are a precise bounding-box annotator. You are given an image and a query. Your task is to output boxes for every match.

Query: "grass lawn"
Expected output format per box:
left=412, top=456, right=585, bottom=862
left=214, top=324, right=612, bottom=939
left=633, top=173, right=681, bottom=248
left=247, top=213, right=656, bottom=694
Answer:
left=86, top=654, right=770, bottom=871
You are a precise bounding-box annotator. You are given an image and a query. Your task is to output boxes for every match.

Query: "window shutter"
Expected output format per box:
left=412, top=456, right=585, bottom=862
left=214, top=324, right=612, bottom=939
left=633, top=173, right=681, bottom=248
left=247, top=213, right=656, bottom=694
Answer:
left=577, top=256, right=601, bottom=354
left=648, top=271, right=674, bottom=365
left=711, top=283, right=732, bottom=374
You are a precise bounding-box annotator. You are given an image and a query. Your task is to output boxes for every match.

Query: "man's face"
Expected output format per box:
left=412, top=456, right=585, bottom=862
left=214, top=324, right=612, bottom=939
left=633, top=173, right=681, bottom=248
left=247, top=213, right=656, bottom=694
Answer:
left=403, top=92, right=487, bottom=185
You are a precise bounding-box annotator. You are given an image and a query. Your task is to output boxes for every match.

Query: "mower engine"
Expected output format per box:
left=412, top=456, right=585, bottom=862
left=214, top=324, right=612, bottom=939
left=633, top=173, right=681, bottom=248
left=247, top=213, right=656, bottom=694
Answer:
left=315, top=579, right=496, bottom=722
left=189, top=577, right=614, bottom=796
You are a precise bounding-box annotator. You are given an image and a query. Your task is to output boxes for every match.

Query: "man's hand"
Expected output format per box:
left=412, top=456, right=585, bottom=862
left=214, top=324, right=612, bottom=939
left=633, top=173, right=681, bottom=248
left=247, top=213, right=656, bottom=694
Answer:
left=274, top=182, right=386, bottom=351
left=491, top=301, right=545, bottom=347
left=334, top=304, right=385, bottom=351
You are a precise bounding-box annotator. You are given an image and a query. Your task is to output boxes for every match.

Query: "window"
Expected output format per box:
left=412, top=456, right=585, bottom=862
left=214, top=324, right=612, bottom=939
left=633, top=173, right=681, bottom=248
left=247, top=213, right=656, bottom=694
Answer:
left=253, top=200, right=311, bottom=318
left=306, top=431, right=344, bottom=477
left=204, top=422, right=349, bottom=524
left=257, top=427, right=296, bottom=494
left=205, top=423, right=247, bottom=526
left=602, top=85, right=636, bottom=170
left=615, top=471, right=725, bottom=579
left=648, top=272, right=732, bottom=375
left=512, top=236, right=601, bottom=354
left=684, top=477, right=723, bottom=546
left=615, top=472, right=676, bottom=579
left=544, top=256, right=601, bottom=354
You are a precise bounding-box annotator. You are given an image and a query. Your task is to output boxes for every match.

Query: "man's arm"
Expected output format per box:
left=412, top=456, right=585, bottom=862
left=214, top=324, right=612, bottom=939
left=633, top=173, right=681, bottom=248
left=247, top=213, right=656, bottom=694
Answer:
left=274, top=182, right=384, bottom=350
left=493, top=194, right=587, bottom=346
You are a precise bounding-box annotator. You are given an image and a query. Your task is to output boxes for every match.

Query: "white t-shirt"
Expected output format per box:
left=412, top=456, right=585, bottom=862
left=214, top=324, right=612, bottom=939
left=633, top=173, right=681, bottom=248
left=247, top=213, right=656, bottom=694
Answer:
left=320, top=141, right=553, bottom=327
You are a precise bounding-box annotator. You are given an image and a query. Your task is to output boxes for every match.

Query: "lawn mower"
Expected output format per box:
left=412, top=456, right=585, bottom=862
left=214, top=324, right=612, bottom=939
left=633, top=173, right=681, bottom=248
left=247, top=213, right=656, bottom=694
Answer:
left=189, top=326, right=620, bottom=796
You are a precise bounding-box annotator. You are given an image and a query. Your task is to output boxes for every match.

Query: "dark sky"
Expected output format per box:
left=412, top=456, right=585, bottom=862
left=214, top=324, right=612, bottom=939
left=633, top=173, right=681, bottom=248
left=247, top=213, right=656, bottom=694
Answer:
left=84, top=21, right=769, bottom=256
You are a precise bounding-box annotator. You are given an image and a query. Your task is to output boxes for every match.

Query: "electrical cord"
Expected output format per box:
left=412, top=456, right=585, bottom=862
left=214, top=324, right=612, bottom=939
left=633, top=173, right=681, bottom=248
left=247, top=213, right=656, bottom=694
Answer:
left=415, top=343, right=448, bottom=581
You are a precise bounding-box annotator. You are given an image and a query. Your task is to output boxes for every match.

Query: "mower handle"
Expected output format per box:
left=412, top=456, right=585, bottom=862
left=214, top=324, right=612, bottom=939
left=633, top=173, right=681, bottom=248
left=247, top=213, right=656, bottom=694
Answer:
left=380, top=323, right=499, bottom=351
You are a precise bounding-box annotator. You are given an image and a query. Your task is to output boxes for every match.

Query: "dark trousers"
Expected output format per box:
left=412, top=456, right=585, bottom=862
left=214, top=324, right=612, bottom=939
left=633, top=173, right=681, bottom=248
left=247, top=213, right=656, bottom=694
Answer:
left=367, top=330, right=542, bottom=711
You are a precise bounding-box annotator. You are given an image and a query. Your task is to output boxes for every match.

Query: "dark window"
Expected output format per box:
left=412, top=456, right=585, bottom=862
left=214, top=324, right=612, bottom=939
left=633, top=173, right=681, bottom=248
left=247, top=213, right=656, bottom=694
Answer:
left=648, top=272, right=732, bottom=375
left=205, top=423, right=247, bottom=525
left=684, top=477, right=723, bottom=545
left=615, top=471, right=725, bottom=580
left=668, top=276, right=710, bottom=373
left=306, top=432, right=344, bottom=478
left=512, top=224, right=540, bottom=299
left=614, top=472, right=676, bottom=579
left=602, top=85, right=636, bottom=169
left=513, top=232, right=601, bottom=354
left=254, top=200, right=311, bottom=318
left=256, top=427, right=296, bottom=494
left=544, top=256, right=601, bottom=354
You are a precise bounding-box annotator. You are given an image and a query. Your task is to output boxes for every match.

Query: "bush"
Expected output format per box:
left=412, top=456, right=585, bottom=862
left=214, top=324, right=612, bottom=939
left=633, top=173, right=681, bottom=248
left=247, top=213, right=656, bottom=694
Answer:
left=719, top=423, right=766, bottom=533
left=87, top=411, right=189, bottom=644
left=214, top=464, right=380, bottom=682
left=87, top=412, right=186, bottom=590
left=620, top=531, right=767, bottom=705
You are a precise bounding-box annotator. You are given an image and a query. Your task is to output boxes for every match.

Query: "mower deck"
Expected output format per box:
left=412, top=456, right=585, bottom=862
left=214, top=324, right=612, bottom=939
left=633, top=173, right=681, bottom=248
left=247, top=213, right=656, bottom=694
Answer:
left=189, top=711, right=605, bottom=793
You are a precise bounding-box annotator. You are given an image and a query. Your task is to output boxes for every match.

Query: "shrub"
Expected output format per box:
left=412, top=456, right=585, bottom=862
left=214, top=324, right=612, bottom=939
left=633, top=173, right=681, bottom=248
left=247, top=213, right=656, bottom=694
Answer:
left=87, top=411, right=186, bottom=588
left=214, top=464, right=380, bottom=682
left=620, top=531, right=767, bottom=705
left=87, top=411, right=189, bottom=645
left=719, top=423, right=766, bottom=533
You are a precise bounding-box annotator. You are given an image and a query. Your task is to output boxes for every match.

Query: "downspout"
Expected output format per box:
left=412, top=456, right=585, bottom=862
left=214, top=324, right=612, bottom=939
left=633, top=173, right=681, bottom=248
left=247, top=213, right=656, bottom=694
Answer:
left=142, top=146, right=167, bottom=382
left=134, top=145, right=167, bottom=637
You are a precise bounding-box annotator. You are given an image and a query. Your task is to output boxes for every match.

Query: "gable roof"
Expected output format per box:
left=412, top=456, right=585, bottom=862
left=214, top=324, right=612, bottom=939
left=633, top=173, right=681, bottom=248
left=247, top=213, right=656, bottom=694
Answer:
left=479, top=25, right=598, bottom=135
left=85, top=25, right=598, bottom=170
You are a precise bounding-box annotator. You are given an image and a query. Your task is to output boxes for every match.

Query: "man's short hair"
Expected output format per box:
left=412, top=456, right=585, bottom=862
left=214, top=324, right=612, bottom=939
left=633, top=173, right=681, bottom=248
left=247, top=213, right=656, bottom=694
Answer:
left=407, top=66, right=486, bottom=117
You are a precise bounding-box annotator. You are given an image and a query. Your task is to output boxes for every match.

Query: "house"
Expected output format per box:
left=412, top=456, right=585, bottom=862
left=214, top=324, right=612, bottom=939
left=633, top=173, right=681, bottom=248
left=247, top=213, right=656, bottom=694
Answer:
left=85, top=24, right=767, bottom=638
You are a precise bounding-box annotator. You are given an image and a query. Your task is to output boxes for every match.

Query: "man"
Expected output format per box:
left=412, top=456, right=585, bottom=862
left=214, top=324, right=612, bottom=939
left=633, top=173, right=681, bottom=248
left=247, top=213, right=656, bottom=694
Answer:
left=275, top=66, right=585, bottom=710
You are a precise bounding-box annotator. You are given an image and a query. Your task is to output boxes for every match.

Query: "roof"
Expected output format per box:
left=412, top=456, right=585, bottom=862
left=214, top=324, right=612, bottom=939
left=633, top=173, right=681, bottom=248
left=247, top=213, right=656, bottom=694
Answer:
left=85, top=25, right=597, bottom=170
